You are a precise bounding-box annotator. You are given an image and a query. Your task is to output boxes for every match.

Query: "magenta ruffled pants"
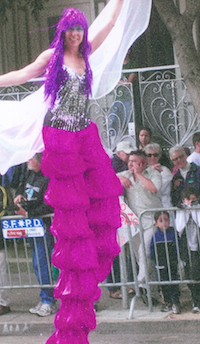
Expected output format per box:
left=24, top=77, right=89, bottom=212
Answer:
left=41, top=122, right=122, bottom=344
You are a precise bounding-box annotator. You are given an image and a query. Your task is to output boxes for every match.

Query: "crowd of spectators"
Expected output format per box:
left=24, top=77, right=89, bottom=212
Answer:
left=1, top=130, right=200, bottom=316
left=109, top=130, right=200, bottom=314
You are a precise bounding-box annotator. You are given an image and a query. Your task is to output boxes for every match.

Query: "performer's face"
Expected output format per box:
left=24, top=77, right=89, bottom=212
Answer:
left=65, top=26, right=84, bottom=48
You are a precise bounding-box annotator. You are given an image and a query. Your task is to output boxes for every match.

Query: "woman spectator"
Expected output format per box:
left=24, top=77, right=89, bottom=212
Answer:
left=172, top=147, right=191, bottom=175
left=137, top=126, right=152, bottom=149
left=169, top=145, right=200, bottom=206
left=144, top=143, right=173, bottom=209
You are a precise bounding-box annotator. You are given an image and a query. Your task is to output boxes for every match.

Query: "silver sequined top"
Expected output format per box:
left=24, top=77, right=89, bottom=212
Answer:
left=49, top=66, right=90, bottom=132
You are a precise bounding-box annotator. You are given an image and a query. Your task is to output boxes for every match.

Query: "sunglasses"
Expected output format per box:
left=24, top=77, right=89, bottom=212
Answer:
left=146, top=153, right=159, bottom=158
left=172, top=154, right=184, bottom=162
left=67, top=26, right=84, bottom=32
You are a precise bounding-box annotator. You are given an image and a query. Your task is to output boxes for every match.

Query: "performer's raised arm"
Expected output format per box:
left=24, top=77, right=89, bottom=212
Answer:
left=0, top=48, right=53, bottom=87
left=90, top=0, right=124, bottom=54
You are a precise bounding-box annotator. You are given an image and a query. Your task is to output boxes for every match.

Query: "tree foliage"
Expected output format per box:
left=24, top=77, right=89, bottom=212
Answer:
left=0, top=0, right=49, bottom=23
left=153, top=0, right=200, bottom=115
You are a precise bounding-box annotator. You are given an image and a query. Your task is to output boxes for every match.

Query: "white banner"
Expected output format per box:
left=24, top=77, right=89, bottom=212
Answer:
left=118, top=197, right=139, bottom=247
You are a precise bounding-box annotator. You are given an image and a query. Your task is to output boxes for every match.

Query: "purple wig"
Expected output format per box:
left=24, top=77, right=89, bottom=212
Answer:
left=44, top=8, right=92, bottom=107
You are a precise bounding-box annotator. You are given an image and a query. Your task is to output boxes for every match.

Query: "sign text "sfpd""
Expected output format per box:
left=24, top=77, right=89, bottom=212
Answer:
left=2, top=218, right=43, bottom=229
left=1, top=218, right=45, bottom=239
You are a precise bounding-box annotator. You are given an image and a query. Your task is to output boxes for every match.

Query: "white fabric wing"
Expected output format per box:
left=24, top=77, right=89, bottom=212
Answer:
left=0, top=86, right=50, bottom=174
left=89, top=0, right=152, bottom=98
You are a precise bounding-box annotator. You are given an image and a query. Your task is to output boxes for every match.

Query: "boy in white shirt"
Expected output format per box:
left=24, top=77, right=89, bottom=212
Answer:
left=175, top=186, right=200, bottom=313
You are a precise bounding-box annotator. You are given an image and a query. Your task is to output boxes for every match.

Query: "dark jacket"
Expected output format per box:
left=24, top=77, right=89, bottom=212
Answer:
left=171, top=163, right=200, bottom=206
left=112, top=154, right=128, bottom=173
left=0, top=186, right=6, bottom=250
left=150, top=226, right=179, bottom=271
left=15, top=169, right=53, bottom=219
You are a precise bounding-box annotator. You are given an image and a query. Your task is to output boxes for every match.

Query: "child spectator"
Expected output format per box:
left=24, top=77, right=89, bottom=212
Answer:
left=175, top=186, right=200, bottom=313
left=150, top=211, right=181, bottom=314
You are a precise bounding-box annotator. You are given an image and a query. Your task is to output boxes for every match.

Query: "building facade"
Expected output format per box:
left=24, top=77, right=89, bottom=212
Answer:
left=0, top=0, right=96, bottom=74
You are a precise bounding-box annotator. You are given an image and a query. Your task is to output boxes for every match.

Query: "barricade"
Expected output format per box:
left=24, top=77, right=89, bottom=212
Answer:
left=0, top=210, right=139, bottom=305
left=2, top=206, right=199, bottom=320
left=101, top=204, right=200, bottom=319
left=98, top=200, right=141, bottom=312
left=0, top=213, right=55, bottom=291
left=131, top=205, right=200, bottom=317
left=139, top=206, right=200, bottom=296
left=0, top=210, right=139, bottom=313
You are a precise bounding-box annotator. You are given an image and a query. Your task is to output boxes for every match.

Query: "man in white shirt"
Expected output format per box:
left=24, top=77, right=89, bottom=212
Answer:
left=118, top=150, right=163, bottom=283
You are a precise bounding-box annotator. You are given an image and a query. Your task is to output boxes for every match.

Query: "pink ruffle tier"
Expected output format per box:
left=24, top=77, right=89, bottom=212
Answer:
left=41, top=122, right=122, bottom=344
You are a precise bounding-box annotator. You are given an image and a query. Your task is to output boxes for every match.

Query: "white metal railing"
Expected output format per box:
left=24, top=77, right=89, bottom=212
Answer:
left=0, top=64, right=198, bottom=151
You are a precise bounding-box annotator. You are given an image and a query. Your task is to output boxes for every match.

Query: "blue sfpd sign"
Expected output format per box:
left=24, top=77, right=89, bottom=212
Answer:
left=1, top=218, right=45, bottom=239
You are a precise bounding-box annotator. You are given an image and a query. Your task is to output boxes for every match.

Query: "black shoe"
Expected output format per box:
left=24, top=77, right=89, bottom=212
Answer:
left=0, top=305, right=11, bottom=315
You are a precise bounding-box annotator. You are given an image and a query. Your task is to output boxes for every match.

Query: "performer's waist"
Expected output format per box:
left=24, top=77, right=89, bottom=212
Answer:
left=44, top=111, right=91, bottom=132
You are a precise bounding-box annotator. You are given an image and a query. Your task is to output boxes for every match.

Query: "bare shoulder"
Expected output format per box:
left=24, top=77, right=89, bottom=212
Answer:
left=29, top=48, right=55, bottom=76
left=35, top=48, right=55, bottom=63
left=19, top=48, right=55, bottom=80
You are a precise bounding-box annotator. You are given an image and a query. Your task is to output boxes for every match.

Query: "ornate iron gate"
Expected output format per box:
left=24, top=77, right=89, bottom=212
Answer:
left=137, top=65, right=200, bottom=149
left=88, top=82, right=136, bottom=154
left=0, top=65, right=199, bottom=154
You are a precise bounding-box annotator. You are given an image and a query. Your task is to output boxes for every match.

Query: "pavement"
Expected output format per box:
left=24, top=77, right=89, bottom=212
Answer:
left=1, top=283, right=200, bottom=339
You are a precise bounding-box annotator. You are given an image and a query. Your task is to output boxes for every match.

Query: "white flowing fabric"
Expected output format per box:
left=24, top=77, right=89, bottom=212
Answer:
left=0, top=0, right=152, bottom=175
left=89, top=0, right=152, bottom=98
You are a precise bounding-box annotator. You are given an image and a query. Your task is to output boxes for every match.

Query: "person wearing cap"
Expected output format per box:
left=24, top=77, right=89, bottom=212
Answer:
left=13, top=153, right=56, bottom=317
left=112, top=141, right=134, bottom=173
